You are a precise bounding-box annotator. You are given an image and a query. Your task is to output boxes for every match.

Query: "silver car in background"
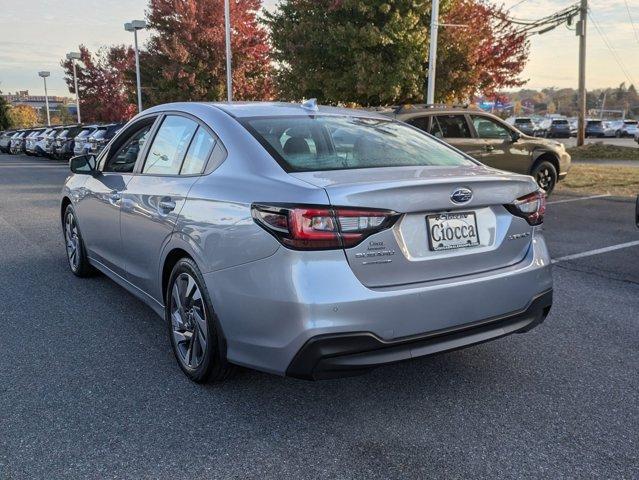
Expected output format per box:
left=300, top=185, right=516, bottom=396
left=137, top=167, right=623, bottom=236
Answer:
left=61, top=102, right=552, bottom=382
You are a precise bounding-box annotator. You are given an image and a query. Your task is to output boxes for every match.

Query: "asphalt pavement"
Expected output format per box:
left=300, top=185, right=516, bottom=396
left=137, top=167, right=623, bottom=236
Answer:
left=0, top=154, right=637, bottom=479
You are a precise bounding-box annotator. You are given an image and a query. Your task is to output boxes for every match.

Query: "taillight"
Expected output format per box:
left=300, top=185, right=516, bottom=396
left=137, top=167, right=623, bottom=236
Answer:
left=252, top=204, right=398, bottom=250
left=505, top=191, right=546, bottom=226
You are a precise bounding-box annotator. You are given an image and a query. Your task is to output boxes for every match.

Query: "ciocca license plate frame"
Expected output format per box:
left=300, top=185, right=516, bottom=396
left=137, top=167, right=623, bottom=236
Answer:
left=426, top=211, right=480, bottom=251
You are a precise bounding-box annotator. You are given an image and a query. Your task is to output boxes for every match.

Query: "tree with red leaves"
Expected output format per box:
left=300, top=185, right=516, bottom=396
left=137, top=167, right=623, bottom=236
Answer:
left=436, top=0, right=528, bottom=101
left=141, top=0, right=272, bottom=105
left=61, top=45, right=137, bottom=123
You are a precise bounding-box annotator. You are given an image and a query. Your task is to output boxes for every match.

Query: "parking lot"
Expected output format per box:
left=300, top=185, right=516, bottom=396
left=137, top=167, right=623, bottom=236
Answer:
left=0, top=153, right=637, bottom=478
left=560, top=136, right=638, bottom=149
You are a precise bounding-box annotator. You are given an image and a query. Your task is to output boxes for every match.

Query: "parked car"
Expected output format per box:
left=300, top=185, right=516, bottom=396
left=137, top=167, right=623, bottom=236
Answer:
left=386, top=105, right=571, bottom=193
left=24, top=128, right=47, bottom=155
left=611, top=119, right=638, bottom=138
left=42, top=126, right=67, bottom=157
left=61, top=101, right=553, bottom=382
left=585, top=119, right=605, bottom=138
left=86, top=122, right=126, bottom=155
left=602, top=121, right=617, bottom=138
left=10, top=130, right=32, bottom=154
left=73, top=125, right=99, bottom=156
left=505, top=117, right=537, bottom=136
left=52, top=125, right=84, bottom=159
left=33, top=127, right=55, bottom=156
left=540, top=118, right=571, bottom=138
left=0, top=130, right=16, bottom=153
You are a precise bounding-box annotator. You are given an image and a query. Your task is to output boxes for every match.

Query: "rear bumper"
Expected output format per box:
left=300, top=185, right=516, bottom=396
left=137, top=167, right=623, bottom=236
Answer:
left=287, top=289, right=552, bottom=380
left=204, top=230, right=552, bottom=376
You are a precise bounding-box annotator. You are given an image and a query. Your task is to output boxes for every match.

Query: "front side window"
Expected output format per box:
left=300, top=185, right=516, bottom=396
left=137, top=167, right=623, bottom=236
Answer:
left=142, top=115, right=198, bottom=175
left=471, top=116, right=512, bottom=140
left=103, top=124, right=153, bottom=173
left=431, top=115, right=472, bottom=139
left=243, top=115, right=474, bottom=172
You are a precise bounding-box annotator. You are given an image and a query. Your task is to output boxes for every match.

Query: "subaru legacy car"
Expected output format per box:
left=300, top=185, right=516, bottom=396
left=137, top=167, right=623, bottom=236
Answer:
left=61, top=102, right=552, bottom=382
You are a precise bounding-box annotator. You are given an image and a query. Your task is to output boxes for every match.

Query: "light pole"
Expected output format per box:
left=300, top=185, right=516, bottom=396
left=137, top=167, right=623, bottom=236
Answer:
left=125, top=20, right=147, bottom=112
left=66, top=52, right=82, bottom=123
left=426, top=0, right=440, bottom=105
left=38, top=71, right=51, bottom=126
left=224, top=0, right=232, bottom=102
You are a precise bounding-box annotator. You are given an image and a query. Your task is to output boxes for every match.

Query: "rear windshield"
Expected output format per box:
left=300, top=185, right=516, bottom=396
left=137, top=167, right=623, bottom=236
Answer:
left=553, top=120, right=569, bottom=125
left=624, top=120, right=637, bottom=125
left=242, top=115, right=474, bottom=172
left=514, top=118, right=532, bottom=124
left=587, top=120, right=602, bottom=125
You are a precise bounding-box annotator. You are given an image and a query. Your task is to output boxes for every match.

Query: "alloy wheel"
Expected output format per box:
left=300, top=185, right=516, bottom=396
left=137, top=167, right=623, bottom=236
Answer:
left=536, top=167, right=555, bottom=192
left=170, top=273, right=208, bottom=369
left=64, top=212, right=80, bottom=272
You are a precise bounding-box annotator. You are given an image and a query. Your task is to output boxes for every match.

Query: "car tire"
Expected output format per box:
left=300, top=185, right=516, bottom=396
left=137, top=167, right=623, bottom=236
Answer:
left=63, top=204, right=94, bottom=277
left=532, top=160, right=558, bottom=195
left=166, top=258, right=235, bottom=383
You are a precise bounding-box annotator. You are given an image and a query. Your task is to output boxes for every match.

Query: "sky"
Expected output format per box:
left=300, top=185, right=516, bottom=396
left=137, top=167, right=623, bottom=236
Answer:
left=0, top=0, right=637, bottom=97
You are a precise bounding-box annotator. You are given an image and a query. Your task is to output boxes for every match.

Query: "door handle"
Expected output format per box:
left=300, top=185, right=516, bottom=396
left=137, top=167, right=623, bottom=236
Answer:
left=485, top=145, right=495, bottom=152
left=108, top=191, right=121, bottom=203
left=158, top=199, right=176, bottom=212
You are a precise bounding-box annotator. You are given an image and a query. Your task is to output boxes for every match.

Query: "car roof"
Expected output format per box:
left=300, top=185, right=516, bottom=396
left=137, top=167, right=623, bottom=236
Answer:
left=144, top=101, right=390, bottom=120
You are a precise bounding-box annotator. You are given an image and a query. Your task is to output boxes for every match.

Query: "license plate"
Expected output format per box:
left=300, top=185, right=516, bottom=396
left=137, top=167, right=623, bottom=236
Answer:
left=426, top=211, right=480, bottom=251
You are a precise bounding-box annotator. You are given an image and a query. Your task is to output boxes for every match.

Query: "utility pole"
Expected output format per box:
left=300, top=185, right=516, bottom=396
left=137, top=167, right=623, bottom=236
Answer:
left=66, top=52, right=82, bottom=123
left=224, top=0, right=232, bottom=102
left=576, top=0, right=587, bottom=146
left=426, top=0, right=439, bottom=104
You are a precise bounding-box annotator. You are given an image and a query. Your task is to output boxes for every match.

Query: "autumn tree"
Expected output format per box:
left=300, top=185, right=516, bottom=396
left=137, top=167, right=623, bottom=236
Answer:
left=266, top=0, right=528, bottom=105
left=7, top=105, right=38, bottom=128
left=141, top=0, right=272, bottom=105
left=0, top=95, right=10, bottom=129
left=61, top=45, right=137, bottom=123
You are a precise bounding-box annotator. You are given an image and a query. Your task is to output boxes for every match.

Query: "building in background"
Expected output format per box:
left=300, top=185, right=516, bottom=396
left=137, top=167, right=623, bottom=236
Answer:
left=1, top=91, right=77, bottom=123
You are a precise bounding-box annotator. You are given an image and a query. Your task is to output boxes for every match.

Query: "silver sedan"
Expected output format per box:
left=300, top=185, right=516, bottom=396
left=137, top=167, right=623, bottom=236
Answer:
left=61, top=101, right=553, bottom=382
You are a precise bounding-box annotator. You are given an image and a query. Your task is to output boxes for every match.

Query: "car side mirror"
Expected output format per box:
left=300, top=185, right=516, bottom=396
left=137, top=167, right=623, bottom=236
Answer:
left=510, top=131, right=521, bottom=142
left=70, top=154, right=97, bottom=175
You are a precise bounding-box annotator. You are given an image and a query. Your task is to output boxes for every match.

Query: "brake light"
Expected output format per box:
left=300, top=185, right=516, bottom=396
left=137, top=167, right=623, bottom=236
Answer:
left=505, top=191, right=546, bottom=226
left=252, top=204, right=398, bottom=250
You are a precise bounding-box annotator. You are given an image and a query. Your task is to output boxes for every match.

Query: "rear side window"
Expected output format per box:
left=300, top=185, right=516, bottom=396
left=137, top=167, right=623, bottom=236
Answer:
left=431, top=115, right=472, bottom=138
left=243, top=115, right=474, bottom=172
left=142, top=115, right=198, bottom=175
left=180, top=127, right=216, bottom=175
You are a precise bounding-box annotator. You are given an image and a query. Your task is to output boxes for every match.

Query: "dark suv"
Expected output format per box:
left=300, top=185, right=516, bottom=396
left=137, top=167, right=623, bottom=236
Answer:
left=52, top=125, right=84, bottom=159
left=86, top=123, right=126, bottom=155
left=385, top=105, right=571, bottom=193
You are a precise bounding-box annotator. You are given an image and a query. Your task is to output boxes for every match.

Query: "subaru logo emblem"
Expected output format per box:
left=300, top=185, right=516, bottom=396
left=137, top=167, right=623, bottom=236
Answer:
left=450, top=187, right=473, bottom=204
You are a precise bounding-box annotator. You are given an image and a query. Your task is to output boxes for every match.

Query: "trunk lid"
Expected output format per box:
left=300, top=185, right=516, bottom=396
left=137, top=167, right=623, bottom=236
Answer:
left=290, top=165, right=539, bottom=287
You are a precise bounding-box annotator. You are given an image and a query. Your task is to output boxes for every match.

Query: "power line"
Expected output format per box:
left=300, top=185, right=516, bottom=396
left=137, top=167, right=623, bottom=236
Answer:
left=508, top=0, right=530, bottom=11
left=622, top=0, right=639, bottom=45
left=588, top=11, right=637, bottom=86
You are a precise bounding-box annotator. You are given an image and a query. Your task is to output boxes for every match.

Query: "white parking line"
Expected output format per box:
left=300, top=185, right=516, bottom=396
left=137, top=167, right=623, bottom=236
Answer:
left=547, top=194, right=610, bottom=205
left=552, top=240, right=639, bottom=263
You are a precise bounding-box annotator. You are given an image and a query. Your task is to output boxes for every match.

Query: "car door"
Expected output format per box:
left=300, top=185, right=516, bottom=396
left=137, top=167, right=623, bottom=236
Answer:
left=75, top=118, right=157, bottom=276
left=469, top=114, right=530, bottom=174
left=120, top=113, right=216, bottom=299
left=408, top=114, right=485, bottom=161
